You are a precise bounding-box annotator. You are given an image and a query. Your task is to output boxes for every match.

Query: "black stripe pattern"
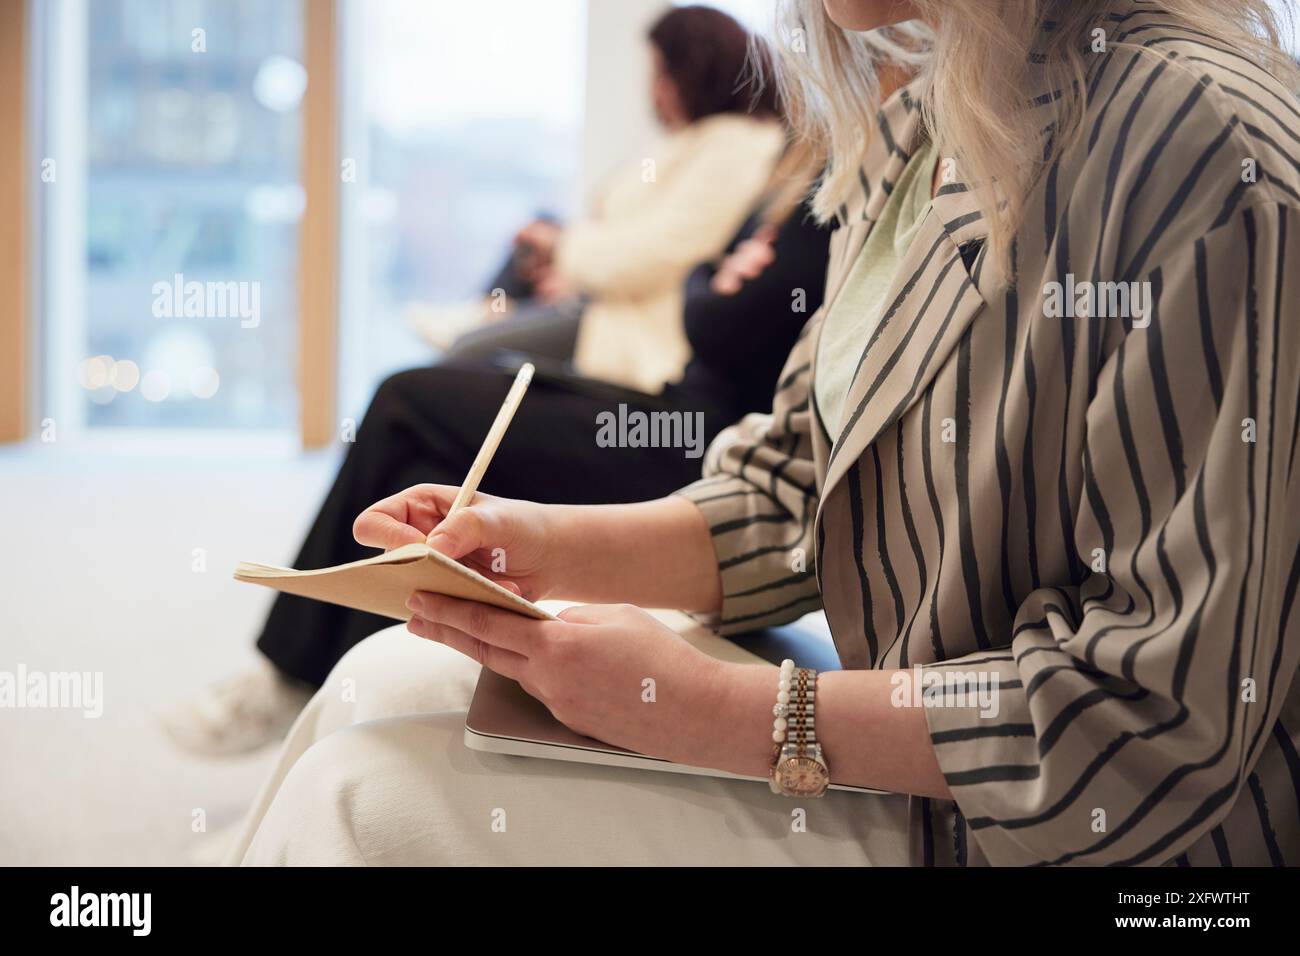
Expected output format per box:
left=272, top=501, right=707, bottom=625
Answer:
left=676, top=1, right=1300, bottom=866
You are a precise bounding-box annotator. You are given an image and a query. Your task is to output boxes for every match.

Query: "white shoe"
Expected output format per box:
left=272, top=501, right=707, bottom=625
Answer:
left=406, top=300, right=496, bottom=350
left=160, top=658, right=314, bottom=757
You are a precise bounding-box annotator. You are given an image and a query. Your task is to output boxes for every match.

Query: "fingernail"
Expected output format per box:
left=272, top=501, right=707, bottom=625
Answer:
left=406, top=594, right=422, bottom=613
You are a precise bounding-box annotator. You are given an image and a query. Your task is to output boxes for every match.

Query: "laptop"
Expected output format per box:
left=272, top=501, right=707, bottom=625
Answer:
left=463, top=608, right=887, bottom=794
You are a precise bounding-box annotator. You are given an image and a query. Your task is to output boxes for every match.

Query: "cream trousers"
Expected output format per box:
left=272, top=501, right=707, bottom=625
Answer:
left=227, top=624, right=914, bottom=865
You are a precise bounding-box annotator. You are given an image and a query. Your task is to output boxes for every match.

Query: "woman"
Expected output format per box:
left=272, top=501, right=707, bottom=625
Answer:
left=232, top=0, right=1300, bottom=866
left=165, top=150, right=832, bottom=755
left=432, top=4, right=787, bottom=394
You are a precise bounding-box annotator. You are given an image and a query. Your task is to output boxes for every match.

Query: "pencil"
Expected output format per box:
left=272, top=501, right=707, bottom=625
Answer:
left=446, top=362, right=535, bottom=517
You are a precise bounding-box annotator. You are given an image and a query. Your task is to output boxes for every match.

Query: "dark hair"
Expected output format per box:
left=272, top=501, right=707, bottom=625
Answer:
left=647, top=5, right=780, bottom=123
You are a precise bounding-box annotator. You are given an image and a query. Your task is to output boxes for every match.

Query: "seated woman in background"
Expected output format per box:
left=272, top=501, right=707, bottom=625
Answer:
left=163, top=143, right=832, bottom=755
left=230, top=0, right=1299, bottom=866
left=429, top=3, right=787, bottom=394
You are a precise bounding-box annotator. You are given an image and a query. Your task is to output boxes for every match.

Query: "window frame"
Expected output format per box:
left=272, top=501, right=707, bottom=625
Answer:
left=1, top=0, right=31, bottom=441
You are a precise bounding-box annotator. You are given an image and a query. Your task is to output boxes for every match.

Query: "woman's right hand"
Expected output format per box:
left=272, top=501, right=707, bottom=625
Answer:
left=353, top=484, right=561, bottom=602
left=710, top=224, right=778, bottom=295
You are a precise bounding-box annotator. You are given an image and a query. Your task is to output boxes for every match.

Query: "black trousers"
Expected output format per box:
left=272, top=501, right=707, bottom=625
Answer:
left=257, top=362, right=734, bottom=686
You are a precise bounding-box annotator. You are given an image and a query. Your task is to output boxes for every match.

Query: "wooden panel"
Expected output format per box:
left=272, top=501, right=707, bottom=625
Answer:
left=298, top=0, right=339, bottom=449
left=0, top=0, right=28, bottom=442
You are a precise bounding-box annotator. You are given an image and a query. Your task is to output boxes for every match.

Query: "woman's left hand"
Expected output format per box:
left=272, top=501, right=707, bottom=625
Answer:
left=405, top=593, right=754, bottom=768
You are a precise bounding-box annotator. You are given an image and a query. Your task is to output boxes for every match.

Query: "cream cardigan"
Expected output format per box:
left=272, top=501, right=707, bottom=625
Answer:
left=556, top=113, right=785, bottom=393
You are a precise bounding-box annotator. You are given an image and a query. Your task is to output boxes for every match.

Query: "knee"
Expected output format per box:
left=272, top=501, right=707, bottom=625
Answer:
left=280, top=725, right=372, bottom=805
left=285, top=714, right=461, bottom=797
left=360, top=367, right=430, bottom=434
left=243, top=724, right=385, bottom=865
left=320, top=625, right=481, bottom=723
left=245, top=716, right=460, bottom=865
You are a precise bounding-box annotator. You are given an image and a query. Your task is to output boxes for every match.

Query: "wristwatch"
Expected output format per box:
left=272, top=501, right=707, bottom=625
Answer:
left=769, top=663, right=831, bottom=798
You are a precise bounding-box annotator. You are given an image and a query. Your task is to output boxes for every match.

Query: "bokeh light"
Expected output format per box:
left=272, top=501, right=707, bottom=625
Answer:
left=140, top=369, right=171, bottom=402
left=253, top=55, right=307, bottom=113
left=190, top=366, right=221, bottom=400
left=77, top=355, right=114, bottom=390
left=109, top=359, right=140, bottom=392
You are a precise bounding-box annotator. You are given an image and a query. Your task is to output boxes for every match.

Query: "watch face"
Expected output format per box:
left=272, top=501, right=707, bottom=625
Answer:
left=777, top=756, right=829, bottom=796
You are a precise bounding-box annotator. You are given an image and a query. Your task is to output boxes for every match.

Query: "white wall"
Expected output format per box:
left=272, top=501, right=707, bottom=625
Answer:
left=580, top=0, right=667, bottom=204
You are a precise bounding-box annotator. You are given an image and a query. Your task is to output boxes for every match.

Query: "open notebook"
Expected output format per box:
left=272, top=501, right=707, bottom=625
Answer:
left=234, top=543, right=554, bottom=622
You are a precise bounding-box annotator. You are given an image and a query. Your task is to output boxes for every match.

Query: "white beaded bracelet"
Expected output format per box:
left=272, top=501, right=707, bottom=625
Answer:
left=772, top=658, right=796, bottom=743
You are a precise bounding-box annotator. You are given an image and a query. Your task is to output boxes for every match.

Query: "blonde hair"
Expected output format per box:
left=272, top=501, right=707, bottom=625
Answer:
left=756, top=139, right=821, bottom=227
left=768, top=0, right=1300, bottom=280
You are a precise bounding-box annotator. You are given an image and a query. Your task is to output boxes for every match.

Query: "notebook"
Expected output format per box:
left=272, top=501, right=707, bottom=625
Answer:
left=234, top=542, right=554, bottom=622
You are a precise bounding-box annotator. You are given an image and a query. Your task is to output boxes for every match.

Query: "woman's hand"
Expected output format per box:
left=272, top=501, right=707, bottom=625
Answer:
left=407, top=589, right=956, bottom=796
left=514, top=219, right=562, bottom=277
left=710, top=224, right=778, bottom=295
left=356, top=487, right=724, bottom=612
left=405, top=593, right=776, bottom=773
left=353, top=484, right=562, bottom=601
left=531, top=266, right=580, bottom=303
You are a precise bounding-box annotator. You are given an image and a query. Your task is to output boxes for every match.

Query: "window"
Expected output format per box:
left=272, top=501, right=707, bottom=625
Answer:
left=37, top=0, right=303, bottom=432
left=336, top=0, right=587, bottom=420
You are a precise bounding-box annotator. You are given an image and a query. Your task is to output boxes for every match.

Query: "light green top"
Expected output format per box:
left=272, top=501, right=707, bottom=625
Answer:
left=814, top=139, right=939, bottom=434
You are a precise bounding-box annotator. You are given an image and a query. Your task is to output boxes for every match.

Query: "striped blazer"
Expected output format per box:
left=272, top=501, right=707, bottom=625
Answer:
left=679, top=2, right=1300, bottom=865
